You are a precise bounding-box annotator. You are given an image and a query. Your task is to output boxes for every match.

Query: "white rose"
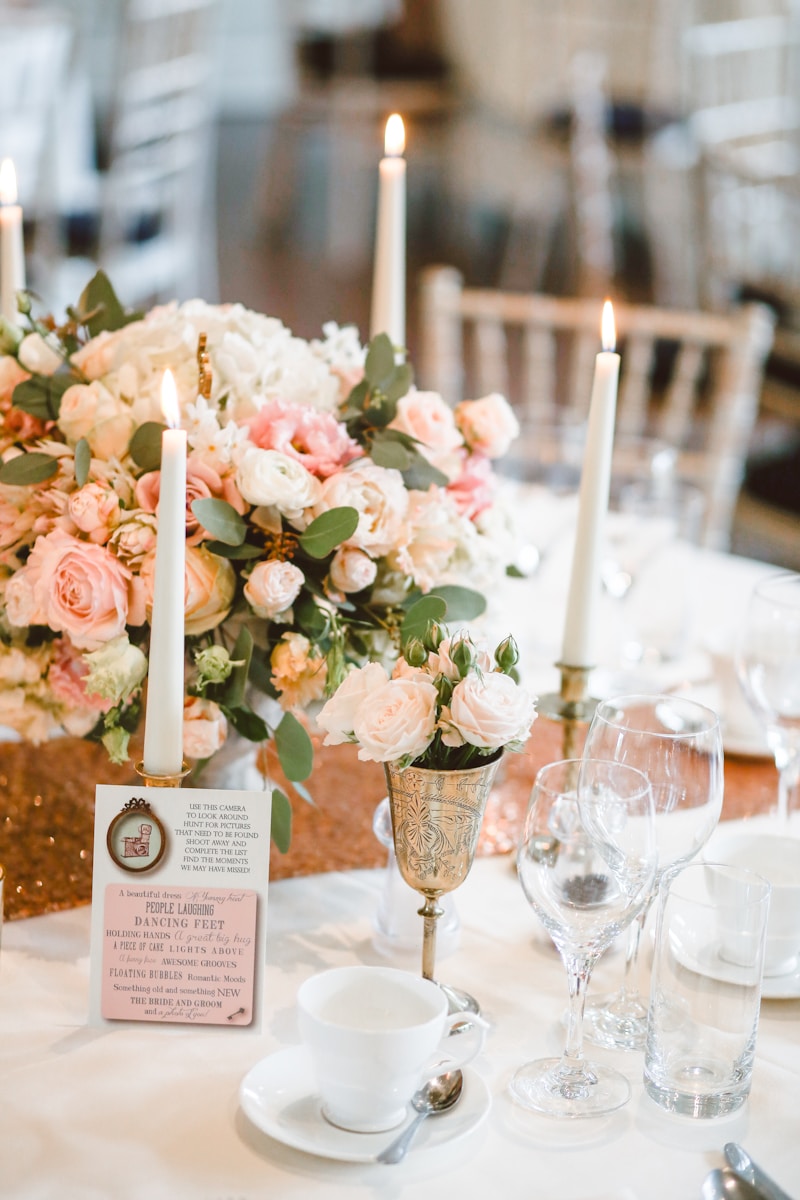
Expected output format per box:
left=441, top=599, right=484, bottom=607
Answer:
left=313, top=462, right=408, bottom=557
left=70, top=330, right=117, bottom=380
left=235, top=447, right=321, bottom=518
left=329, top=546, right=377, bottom=594
left=455, top=393, right=520, bottom=459
left=3, top=570, right=42, bottom=628
left=352, top=677, right=438, bottom=763
left=444, top=672, right=536, bottom=751
left=244, top=559, right=304, bottom=618
left=317, top=661, right=388, bottom=745
left=183, top=696, right=228, bottom=759
left=17, top=332, right=62, bottom=376
left=390, top=390, right=463, bottom=455
left=57, top=381, right=134, bottom=458
left=82, top=635, right=148, bottom=705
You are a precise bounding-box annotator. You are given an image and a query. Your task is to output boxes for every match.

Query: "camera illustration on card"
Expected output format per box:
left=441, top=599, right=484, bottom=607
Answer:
left=107, top=797, right=166, bottom=873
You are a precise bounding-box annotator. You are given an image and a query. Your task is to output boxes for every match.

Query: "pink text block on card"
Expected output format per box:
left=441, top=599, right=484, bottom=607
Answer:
left=101, top=884, right=259, bottom=1025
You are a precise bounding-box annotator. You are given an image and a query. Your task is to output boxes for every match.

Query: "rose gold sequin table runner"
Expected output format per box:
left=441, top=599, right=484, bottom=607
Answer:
left=0, top=719, right=777, bottom=922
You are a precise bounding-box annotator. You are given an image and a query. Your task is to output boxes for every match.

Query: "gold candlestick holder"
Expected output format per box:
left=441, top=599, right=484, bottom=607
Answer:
left=536, top=663, right=597, bottom=761
left=135, top=762, right=192, bottom=788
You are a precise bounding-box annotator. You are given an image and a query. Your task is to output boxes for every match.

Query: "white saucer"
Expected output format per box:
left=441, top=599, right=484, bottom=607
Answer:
left=239, top=1046, right=491, bottom=1163
left=671, top=935, right=800, bottom=1000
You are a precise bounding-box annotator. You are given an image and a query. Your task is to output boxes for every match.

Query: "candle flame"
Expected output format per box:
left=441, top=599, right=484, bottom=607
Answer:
left=601, top=300, right=616, bottom=352
left=160, top=369, right=180, bottom=429
left=384, top=113, right=405, bottom=157
left=0, top=158, right=17, bottom=205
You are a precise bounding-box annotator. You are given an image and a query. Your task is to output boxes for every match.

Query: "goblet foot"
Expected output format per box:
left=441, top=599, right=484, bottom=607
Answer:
left=583, top=990, right=648, bottom=1052
left=510, top=1056, right=631, bottom=1118
left=437, top=981, right=481, bottom=1016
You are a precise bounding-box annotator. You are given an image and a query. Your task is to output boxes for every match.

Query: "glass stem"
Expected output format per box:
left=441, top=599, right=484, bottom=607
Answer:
left=776, top=749, right=800, bottom=826
left=562, top=952, right=596, bottom=1065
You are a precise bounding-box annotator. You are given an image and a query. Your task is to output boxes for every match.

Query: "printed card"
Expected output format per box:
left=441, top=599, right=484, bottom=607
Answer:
left=89, top=785, right=271, bottom=1031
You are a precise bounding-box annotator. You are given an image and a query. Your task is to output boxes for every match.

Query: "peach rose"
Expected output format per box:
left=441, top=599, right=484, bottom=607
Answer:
left=57, top=381, right=134, bottom=459
left=442, top=671, right=536, bottom=751
left=244, top=559, right=304, bottom=619
left=70, top=330, right=117, bottom=380
left=183, top=695, right=228, bottom=759
left=454, top=393, right=520, bottom=459
left=351, top=677, right=438, bottom=764
left=390, top=390, right=463, bottom=456
left=312, top=462, right=408, bottom=557
left=317, top=661, right=388, bottom=745
left=328, top=546, right=377, bottom=594
left=5, top=528, right=145, bottom=650
left=270, top=632, right=327, bottom=710
left=140, top=545, right=235, bottom=636
left=136, top=457, right=246, bottom=545
left=0, top=355, right=30, bottom=403
left=108, top=511, right=158, bottom=567
left=48, top=638, right=111, bottom=713
left=68, top=482, right=121, bottom=543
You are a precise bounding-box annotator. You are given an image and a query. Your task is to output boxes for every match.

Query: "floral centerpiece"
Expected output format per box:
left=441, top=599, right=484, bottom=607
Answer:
left=316, top=623, right=536, bottom=770
left=0, top=274, right=520, bottom=847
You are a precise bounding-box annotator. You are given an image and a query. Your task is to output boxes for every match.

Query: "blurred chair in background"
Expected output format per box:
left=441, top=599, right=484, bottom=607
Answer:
left=0, top=7, right=73, bottom=297
left=52, top=0, right=221, bottom=312
left=418, top=265, right=774, bottom=549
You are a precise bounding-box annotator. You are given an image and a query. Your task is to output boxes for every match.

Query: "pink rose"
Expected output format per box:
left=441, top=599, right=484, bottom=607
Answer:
left=317, top=661, right=388, bottom=744
left=442, top=672, right=536, bottom=751
left=244, top=559, right=304, bottom=618
left=446, top=453, right=494, bottom=520
left=329, top=546, right=377, bottom=594
left=247, top=398, right=362, bottom=478
left=48, top=638, right=111, bottom=713
left=6, top=528, right=145, bottom=650
left=389, top=390, right=463, bottom=457
left=68, top=482, right=121, bottom=543
left=108, top=512, right=158, bottom=567
left=135, top=457, right=246, bottom=546
left=183, top=696, right=228, bottom=759
left=454, top=393, right=519, bottom=459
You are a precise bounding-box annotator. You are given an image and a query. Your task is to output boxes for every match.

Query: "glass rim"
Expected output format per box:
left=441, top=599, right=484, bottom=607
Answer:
left=533, top=757, right=652, bottom=800
left=593, top=693, right=720, bottom=737
left=661, top=859, right=771, bottom=907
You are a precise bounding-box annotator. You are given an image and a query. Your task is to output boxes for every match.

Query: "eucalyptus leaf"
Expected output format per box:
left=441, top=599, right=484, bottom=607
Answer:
left=205, top=540, right=264, bottom=560
left=299, top=506, right=359, bottom=559
left=384, top=362, right=414, bottom=403
left=401, top=595, right=447, bottom=647
left=290, top=779, right=315, bottom=806
left=78, top=271, right=140, bottom=336
left=365, top=333, right=396, bottom=389
left=429, top=585, right=486, bottom=621
left=368, top=437, right=413, bottom=471
left=295, top=593, right=328, bottom=639
left=0, top=452, right=59, bottom=486
left=191, top=497, right=246, bottom=546
left=12, top=372, right=72, bottom=420
left=74, top=438, right=91, bottom=488
left=401, top=453, right=449, bottom=490
left=224, top=626, right=253, bottom=709
left=222, top=704, right=270, bottom=742
left=271, top=788, right=292, bottom=853
left=128, top=421, right=165, bottom=471
left=343, top=379, right=369, bottom=414
left=274, top=710, right=313, bottom=782
left=247, top=652, right=278, bottom=698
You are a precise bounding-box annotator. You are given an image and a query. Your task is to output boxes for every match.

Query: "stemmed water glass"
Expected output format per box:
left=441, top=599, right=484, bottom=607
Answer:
left=512, top=758, right=656, bottom=1118
left=582, top=695, right=724, bottom=1051
left=736, top=571, right=800, bottom=826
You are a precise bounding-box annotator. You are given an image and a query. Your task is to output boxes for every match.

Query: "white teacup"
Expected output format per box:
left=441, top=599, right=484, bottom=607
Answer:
left=707, top=832, right=800, bottom=976
left=297, top=965, right=487, bottom=1133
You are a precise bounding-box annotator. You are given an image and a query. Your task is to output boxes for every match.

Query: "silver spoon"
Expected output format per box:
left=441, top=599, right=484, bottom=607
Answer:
left=702, top=1167, right=763, bottom=1200
left=724, top=1143, right=795, bottom=1200
left=376, top=1070, right=463, bottom=1164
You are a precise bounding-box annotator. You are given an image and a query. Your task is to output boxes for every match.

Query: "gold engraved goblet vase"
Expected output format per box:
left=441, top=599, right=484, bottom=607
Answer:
left=384, top=754, right=502, bottom=1014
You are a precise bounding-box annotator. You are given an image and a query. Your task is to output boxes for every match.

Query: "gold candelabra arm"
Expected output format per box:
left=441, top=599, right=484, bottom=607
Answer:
left=197, top=332, right=212, bottom=399
left=135, top=761, right=192, bottom=788
left=536, top=663, right=597, bottom=761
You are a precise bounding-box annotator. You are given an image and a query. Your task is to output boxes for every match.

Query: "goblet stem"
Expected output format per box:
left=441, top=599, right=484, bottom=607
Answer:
left=419, top=893, right=444, bottom=982
left=774, top=747, right=800, bottom=826
left=562, top=951, right=596, bottom=1068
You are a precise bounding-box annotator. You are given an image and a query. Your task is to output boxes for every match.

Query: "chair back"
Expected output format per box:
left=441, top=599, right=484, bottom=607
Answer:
left=419, top=266, right=775, bottom=549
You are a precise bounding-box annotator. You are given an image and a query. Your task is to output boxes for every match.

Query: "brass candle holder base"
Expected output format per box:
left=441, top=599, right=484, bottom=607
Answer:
left=536, top=663, right=598, bottom=761
left=134, top=762, right=192, bottom=788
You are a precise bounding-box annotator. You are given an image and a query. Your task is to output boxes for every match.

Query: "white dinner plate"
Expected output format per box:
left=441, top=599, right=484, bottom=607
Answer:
left=671, top=934, right=800, bottom=1000
left=239, top=1046, right=491, bottom=1163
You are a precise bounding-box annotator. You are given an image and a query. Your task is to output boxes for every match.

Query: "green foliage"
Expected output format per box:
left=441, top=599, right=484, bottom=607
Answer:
left=428, top=585, right=486, bottom=621
left=74, top=438, right=91, bottom=487
left=12, top=372, right=73, bottom=421
left=223, top=626, right=253, bottom=709
left=274, top=710, right=313, bottom=782
left=401, top=595, right=447, bottom=647
left=191, top=497, right=246, bottom=546
left=76, top=271, right=142, bottom=337
left=298, top=506, right=359, bottom=559
left=128, top=421, right=165, bottom=471
left=270, top=788, right=292, bottom=854
left=0, top=451, right=59, bottom=486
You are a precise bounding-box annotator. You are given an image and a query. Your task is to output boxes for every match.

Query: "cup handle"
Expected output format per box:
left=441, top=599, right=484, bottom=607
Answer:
left=430, top=1012, right=489, bottom=1073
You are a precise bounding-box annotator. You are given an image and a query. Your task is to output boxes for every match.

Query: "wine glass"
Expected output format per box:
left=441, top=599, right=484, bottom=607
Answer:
left=736, top=571, right=800, bottom=826
left=511, top=758, right=656, bottom=1118
left=582, top=694, right=724, bottom=1051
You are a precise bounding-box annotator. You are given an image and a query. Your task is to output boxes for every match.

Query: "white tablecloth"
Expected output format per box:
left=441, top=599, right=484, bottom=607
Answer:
left=1, top=855, right=799, bottom=1200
